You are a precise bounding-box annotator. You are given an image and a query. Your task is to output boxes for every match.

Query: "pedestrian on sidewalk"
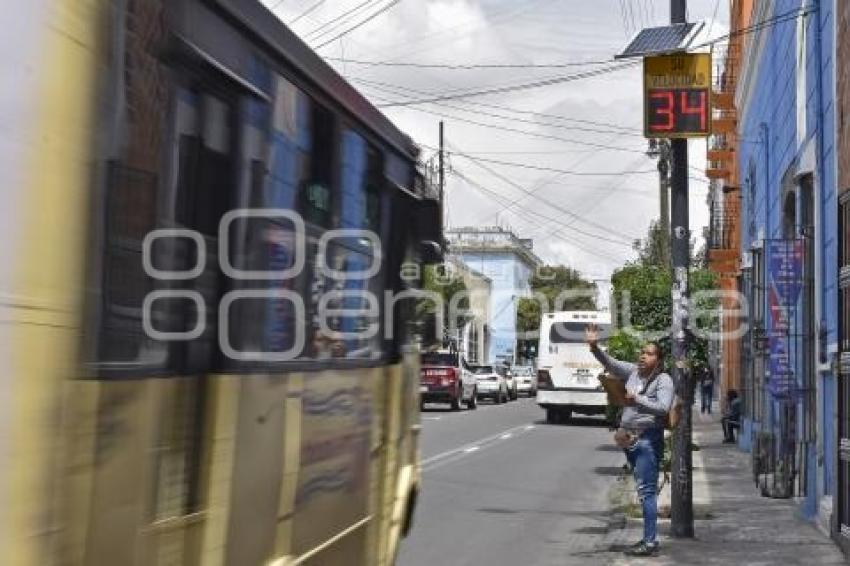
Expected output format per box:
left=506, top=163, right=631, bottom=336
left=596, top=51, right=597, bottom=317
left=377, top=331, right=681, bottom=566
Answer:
left=722, top=390, right=741, bottom=443
left=699, top=364, right=715, bottom=414
left=586, top=324, right=674, bottom=557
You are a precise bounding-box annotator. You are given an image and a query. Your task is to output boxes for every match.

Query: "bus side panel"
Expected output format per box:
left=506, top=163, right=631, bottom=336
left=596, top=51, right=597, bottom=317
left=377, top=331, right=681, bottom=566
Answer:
left=0, top=0, right=104, bottom=564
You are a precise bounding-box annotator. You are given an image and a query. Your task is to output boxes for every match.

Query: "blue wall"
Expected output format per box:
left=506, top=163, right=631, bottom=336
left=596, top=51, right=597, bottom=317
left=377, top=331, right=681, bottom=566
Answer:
left=456, top=252, right=533, bottom=364
left=737, top=0, right=836, bottom=519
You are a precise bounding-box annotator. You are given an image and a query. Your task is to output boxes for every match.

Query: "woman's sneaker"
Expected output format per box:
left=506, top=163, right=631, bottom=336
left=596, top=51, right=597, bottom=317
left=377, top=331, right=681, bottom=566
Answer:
left=624, top=540, right=660, bottom=557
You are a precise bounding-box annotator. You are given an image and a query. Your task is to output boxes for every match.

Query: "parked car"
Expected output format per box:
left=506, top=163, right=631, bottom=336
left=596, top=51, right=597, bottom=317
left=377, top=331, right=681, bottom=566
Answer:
left=497, top=365, right=518, bottom=400
left=420, top=351, right=477, bottom=410
left=471, top=365, right=508, bottom=404
left=512, top=365, right=536, bottom=397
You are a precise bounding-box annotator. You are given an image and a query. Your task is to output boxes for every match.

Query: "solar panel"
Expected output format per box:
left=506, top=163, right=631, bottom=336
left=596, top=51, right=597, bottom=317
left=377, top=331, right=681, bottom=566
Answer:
left=616, top=23, right=700, bottom=59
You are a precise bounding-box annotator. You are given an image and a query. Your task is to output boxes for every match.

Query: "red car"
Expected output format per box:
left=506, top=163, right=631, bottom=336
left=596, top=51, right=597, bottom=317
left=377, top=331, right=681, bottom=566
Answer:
left=420, top=351, right=478, bottom=411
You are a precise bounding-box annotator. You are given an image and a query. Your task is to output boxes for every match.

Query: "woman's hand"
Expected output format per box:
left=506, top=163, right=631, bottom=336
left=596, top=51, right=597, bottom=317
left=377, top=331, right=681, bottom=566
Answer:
left=585, top=323, right=599, bottom=349
left=624, top=391, right=637, bottom=407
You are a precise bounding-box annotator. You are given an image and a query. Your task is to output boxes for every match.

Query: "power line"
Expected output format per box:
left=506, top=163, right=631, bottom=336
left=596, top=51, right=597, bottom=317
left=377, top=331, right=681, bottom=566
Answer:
left=464, top=131, right=632, bottom=226
left=357, top=77, right=641, bottom=134
left=314, top=0, right=404, bottom=49
left=322, top=57, right=617, bottom=70
left=706, top=0, right=721, bottom=38
left=692, top=6, right=816, bottom=50
left=448, top=143, right=641, bottom=244
left=450, top=168, right=631, bottom=262
left=290, top=0, right=328, bottom=25
left=450, top=152, right=656, bottom=177
left=375, top=60, right=640, bottom=108
left=363, top=89, right=647, bottom=153
left=354, top=78, right=644, bottom=138
left=357, top=0, right=548, bottom=62
left=305, top=0, right=378, bottom=39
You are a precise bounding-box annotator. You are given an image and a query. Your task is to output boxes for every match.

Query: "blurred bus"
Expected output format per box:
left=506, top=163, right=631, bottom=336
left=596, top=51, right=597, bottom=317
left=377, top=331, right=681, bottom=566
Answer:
left=535, top=311, right=612, bottom=423
left=0, top=1, right=440, bottom=564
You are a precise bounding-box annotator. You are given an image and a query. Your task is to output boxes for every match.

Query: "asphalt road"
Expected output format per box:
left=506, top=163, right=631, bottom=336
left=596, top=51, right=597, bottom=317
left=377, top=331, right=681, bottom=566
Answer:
left=398, top=397, right=626, bottom=566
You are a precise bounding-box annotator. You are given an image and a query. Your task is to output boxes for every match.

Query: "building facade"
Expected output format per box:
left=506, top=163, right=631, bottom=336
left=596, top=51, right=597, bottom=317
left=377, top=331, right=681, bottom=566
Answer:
left=711, top=0, right=839, bottom=538
left=834, top=0, right=850, bottom=551
left=446, top=227, right=542, bottom=366
left=445, top=257, right=492, bottom=364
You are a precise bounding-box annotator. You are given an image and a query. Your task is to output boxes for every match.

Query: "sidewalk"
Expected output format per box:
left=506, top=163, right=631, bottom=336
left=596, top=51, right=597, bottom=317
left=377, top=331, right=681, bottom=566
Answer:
left=604, top=407, right=847, bottom=565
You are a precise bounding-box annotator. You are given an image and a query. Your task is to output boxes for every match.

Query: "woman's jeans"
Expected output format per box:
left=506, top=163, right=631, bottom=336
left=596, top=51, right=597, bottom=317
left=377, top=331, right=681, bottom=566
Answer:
left=625, top=427, right=664, bottom=544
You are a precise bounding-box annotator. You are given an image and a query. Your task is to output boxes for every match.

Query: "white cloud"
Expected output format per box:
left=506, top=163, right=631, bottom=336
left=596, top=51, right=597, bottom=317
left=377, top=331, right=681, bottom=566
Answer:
left=262, top=0, right=725, bottom=278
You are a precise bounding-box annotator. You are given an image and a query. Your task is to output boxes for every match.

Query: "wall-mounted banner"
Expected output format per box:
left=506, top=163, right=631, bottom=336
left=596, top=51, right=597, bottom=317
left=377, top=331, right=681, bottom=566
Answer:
left=766, top=240, right=804, bottom=399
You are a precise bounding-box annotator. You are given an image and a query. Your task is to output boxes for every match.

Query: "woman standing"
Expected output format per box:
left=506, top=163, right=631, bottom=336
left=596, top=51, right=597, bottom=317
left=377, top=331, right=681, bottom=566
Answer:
left=586, top=325, right=674, bottom=557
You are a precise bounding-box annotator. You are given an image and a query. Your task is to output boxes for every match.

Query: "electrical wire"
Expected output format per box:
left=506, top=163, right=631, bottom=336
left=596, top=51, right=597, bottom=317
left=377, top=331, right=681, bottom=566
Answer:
left=375, top=60, right=640, bottom=108
left=322, top=57, right=618, bottom=70
left=691, top=6, right=816, bottom=50
left=290, top=0, right=328, bottom=25
left=354, top=78, right=644, bottom=138
left=450, top=168, right=631, bottom=263
left=448, top=143, right=642, bottom=244
left=314, top=0, right=404, bottom=49
left=450, top=152, right=656, bottom=177
left=363, top=89, right=647, bottom=153
left=358, top=78, right=641, bottom=134
left=305, top=0, right=379, bottom=39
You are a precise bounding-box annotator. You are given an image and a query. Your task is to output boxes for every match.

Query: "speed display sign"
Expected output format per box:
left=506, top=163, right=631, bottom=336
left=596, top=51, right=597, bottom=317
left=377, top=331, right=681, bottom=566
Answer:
left=643, top=53, right=712, bottom=138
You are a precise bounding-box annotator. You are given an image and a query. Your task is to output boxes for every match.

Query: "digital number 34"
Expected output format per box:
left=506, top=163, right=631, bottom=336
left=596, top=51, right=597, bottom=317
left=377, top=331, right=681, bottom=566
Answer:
left=650, top=90, right=707, bottom=131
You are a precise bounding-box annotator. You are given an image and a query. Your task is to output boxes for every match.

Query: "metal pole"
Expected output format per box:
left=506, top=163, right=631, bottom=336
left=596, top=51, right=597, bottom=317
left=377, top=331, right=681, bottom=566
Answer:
left=659, top=142, right=671, bottom=265
left=669, top=0, right=694, bottom=539
left=439, top=121, right=445, bottom=227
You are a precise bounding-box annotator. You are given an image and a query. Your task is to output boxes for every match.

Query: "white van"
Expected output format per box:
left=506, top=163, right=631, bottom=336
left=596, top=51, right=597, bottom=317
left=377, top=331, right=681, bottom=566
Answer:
left=536, top=311, right=612, bottom=423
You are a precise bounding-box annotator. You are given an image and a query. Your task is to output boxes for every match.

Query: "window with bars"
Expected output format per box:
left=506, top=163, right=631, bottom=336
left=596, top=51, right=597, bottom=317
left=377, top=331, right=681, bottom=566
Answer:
left=838, top=191, right=850, bottom=531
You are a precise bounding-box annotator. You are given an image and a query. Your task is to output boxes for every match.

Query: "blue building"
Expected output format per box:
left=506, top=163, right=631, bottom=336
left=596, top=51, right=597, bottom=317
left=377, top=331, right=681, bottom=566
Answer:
left=729, top=0, right=837, bottom=531
left=447, top=227, right=542, bottom=365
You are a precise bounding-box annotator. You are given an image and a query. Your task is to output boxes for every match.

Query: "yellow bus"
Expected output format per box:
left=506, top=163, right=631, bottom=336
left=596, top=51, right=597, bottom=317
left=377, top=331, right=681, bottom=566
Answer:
left=0, top=1, right=440, bottom=564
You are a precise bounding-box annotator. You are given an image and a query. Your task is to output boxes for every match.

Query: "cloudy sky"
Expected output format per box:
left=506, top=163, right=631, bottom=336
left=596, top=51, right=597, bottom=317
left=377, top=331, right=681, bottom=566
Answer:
left=261, top=0, right=729, bottom=279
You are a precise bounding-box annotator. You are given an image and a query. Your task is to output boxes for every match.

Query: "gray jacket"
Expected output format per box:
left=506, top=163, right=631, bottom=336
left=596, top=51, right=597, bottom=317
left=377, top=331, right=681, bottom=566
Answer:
left=591, top=347, right=675, bottom=432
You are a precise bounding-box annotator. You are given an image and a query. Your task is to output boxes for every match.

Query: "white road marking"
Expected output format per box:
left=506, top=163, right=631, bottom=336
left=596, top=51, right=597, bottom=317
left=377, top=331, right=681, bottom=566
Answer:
left=420, top=423, right=536, bottom=472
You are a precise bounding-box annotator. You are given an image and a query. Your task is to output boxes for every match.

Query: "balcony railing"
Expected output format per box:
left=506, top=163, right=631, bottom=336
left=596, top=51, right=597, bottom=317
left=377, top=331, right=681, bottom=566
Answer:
left=708, top=196, right=741, bottom=252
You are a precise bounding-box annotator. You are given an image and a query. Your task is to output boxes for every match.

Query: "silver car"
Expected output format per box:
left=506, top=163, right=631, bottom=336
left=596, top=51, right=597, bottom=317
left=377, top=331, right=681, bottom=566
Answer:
left=497, top=366, right=518, bottom=401
left=471, top=365, right=509, bottom=404
left=512, top=365, right=537, bottom=397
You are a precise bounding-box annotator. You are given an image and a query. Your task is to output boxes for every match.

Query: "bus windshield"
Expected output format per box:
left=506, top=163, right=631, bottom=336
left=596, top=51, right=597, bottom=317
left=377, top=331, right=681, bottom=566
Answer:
left=549, top=322, right=612, bottom=344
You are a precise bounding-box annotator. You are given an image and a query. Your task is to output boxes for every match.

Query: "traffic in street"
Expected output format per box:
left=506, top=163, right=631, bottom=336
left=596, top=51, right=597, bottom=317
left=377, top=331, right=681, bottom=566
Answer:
left=399, top=398, right=624, bottom=566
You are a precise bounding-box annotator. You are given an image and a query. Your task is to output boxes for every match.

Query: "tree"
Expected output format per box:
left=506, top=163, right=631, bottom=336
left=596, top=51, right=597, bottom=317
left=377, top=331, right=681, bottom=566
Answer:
left=414, top=263, right=468, bottom=348
left=516, top=265, right=597, bottom=334
left=610, top=263, right=718, bottom=370
left=632, top=220, right=669, bottom=268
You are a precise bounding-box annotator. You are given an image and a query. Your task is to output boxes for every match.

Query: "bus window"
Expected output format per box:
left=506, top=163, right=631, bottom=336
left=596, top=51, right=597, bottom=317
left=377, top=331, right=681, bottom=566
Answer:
left=549, top=322, right=612, bottom=344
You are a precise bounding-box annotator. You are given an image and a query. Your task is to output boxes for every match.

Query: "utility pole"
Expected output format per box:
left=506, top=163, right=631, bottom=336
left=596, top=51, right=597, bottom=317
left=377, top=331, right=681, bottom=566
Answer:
left=669, top=0, right=694, bottom=539
left=648, top=139, right=672, bottom=265
left=659, top=141, right=671, bottom=266
left=439, top=121, right=445, bottom=228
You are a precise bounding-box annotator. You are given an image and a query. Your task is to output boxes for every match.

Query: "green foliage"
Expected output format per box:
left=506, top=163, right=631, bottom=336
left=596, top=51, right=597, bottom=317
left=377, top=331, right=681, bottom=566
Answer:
left=611, top=262, right=718, bottom=369
left=413, top=264, right=469, bottom=346
left=516, top=265, right=596, bottom=333
left=606, top=331, right=642, bottom=361
left=516, top=297, right=542, bottom=334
